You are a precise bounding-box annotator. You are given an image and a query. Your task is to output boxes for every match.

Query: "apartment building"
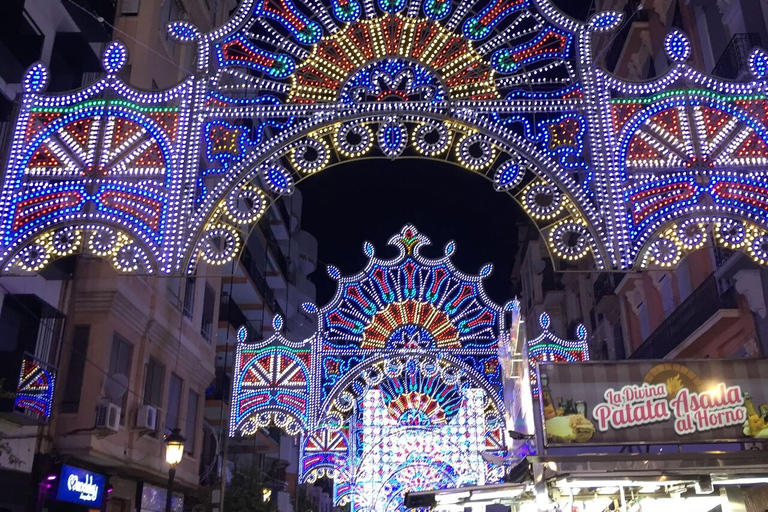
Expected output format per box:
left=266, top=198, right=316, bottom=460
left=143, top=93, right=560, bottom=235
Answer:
left=0, top=1, right=319, bottom=512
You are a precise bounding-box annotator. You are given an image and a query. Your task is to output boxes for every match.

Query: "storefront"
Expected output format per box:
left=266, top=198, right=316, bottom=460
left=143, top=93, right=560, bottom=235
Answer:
left=45, top=464, right=107, bottom=512
left=406, top=359, right=768, bottom=511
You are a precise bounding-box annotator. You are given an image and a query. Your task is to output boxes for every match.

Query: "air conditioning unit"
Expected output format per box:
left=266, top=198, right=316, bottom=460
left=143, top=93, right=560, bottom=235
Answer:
left=95, top=403, right=120, bottom=433
left=136, top=404, right=157, bottom=431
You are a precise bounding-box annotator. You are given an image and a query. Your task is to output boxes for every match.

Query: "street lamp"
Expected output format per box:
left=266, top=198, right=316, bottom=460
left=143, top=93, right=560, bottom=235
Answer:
left=164, top=428, right=185, bottom=512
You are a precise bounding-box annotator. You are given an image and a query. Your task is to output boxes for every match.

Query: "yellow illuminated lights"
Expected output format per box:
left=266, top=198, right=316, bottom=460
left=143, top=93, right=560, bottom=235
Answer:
left=289, top=15, right=498, bottom=103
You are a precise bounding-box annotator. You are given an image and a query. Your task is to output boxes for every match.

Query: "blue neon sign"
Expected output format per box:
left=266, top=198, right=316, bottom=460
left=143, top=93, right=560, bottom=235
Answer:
left=56, top=464, right=106, bottom=508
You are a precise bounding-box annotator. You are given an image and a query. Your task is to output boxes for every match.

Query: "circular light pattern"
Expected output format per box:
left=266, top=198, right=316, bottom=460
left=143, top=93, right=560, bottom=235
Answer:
left=111, top=242, right=145, bottom=273
left=336, top=391, right=355, bottom=412
left=289, top=137, right=331, bottom=174
left=456, top=133, right=497, bottom=171
left=362, top=367, right=384, bottom=386
left=548, top=221, right=590, bottom=260
left=200, top=224, right=241, bottom=265
left=18, top=243, right=49, bottom=272
left=23, top=63, right=48, bottom=93
left=715, top=219, right=748, bottom=248
left=50, top=227, right=82, bottom=256
left=324, top=412, right=343, bottom=430
left=334, top=122, right=374, bottom=158
left=262, top=164, right=295, bottom=194
left=378, top=120, right=408, bottom=157
left=493, top=159, right=524, bottom=191
left=589, top=10, right=623, bottom=32
left=749, top=234, right=768, bottom=265
left=420, top=358, right=439, bottom=377
left=749, top=48, right=768, bottom=79
left=523, top=183, right=563, bottom=220
left=664, top=29, right=691, bottom=62
left=412, top=122, right=449, bottom=157
left=384, top=358, right=404, bottom=377
left=224, top=184, right=267, bottom=224
left=676, top=219, right=706, bottom=250
left=102, top=41, right=128, bottom=74
left=439, top=365, right=462, bottom=385
left=646, top=237, right=680, bottom=267
left=88, top=228, right=123, bottom=257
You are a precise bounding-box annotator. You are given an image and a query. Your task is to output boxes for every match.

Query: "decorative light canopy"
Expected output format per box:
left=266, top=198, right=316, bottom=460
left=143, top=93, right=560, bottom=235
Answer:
left=527, top=312, right=589, bottom=396
left=1, top=0, right=768, bottom=275
left=231, top=225, right=526, bottom=510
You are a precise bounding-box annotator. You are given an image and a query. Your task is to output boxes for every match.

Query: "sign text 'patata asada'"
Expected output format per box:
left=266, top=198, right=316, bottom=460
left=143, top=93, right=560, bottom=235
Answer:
left=593, top=382, right=747, bottom=435
left=539, top=360, right=768, bottom=446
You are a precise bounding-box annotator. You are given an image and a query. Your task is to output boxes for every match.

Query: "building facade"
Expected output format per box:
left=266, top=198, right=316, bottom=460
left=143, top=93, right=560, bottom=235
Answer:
left=0, top=1, right=319, bottom=511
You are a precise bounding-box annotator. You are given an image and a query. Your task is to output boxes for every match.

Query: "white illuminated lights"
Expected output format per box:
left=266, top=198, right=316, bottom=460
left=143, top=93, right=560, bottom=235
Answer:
left=0, top=0, right=766, bottom=278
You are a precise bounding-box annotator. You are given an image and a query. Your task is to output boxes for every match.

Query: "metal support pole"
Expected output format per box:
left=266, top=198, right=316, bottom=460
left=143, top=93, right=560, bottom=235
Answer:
left=166, top=467, right=176, bottom=512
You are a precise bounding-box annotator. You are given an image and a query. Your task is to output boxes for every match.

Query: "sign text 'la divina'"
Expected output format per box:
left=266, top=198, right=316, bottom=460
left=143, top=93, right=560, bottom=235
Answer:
left=538, top=360, right=768, bottom=446
left=593, top=382, right=747, bottom=435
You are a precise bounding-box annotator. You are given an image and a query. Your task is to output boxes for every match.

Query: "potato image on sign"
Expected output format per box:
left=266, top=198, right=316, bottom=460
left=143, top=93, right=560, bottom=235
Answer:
left=546, top=414, right=595, bottom=443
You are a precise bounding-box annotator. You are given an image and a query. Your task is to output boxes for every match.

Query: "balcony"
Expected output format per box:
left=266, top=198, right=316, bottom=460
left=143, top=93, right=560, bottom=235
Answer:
left=269, top=198, right=293, bottom=240
left=593, top=272, right=623, bottom=318
left=630, top=273, right=739, bottom=359
left=263, top=224, right=291, bottom=278
left=240, top=246, right=285, bottom=318
left=712, top=33, right=762, bottom=80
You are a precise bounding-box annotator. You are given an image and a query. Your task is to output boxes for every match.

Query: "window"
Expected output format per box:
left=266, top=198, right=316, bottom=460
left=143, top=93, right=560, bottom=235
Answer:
left=637, top=302, right=651, bottom=340
left=185, top=390, right=199, bottom=455
left=143, top=357, right=165, bottom=407
left=121, top=0, right=140, bottom=15
left=61, top=326, right=89, bottom=413
left=160, top=0, right=181, bottom=53
left=183, top=277, right=196, bottom=319
left=677, top=261, right=692, bottom=302
left=108, top=333, right=133, bottom=424
left=201, top=283, right=215, bottom=341
left=167, top=277, right=181, bottom=309
left=166, top=373, right=183, bottom=432
left=659, top=275, right=675, bottom=317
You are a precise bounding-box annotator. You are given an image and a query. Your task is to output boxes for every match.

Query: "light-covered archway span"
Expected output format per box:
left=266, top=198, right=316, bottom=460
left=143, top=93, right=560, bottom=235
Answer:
left=186, top=109, right=608, bottom=273
left=1, top=0, right=768, bottom=275
left=314, top=349, right=506, bottom=426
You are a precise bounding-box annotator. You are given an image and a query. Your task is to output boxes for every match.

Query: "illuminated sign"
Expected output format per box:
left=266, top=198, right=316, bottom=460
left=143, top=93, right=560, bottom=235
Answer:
left=593, top=382, right=747, bottom=435
left=56, top=465, right=105, bottom=508
left=538, top=360, right=768, bottom=446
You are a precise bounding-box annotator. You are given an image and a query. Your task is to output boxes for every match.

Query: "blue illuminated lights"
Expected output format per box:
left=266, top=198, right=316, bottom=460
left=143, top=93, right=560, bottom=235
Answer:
left=228, top=226, right=591, bottom=509
left=664, top=29, right=692, bottom=62
left=1, top=0, right=768, bottom=276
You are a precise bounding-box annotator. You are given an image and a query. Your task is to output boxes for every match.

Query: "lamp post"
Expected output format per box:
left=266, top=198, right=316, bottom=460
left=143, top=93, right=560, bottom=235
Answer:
left=164, top=428, right=185, bottom=512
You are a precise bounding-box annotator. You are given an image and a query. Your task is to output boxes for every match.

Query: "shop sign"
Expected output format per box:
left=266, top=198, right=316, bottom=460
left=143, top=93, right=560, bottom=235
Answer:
left=537, top=359, right=768, bottom=446
left=56, top=465, right=105, bottom=508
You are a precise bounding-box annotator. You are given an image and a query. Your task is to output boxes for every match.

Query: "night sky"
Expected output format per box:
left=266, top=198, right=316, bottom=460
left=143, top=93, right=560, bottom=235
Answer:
left=297, top=1, right=592, bottom=307
left=298, top=159, right=523, bottom=306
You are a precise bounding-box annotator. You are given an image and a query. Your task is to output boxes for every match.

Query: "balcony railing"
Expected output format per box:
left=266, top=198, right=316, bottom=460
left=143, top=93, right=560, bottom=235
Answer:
left=712, top=33, right=762, bottom=80
left=240, top=246, right=285, bottom=318
left=262, top=224, right=291, bottom=278
left=593, top=272, right=624, bottom=305
left=630, top=273, right=738, bottom=359
left=275, top=197, right=292, bottom=231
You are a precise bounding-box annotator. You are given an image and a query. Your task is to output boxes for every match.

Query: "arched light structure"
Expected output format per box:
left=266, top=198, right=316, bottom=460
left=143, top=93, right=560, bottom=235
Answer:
left=1, top=0, right=767, bottom=274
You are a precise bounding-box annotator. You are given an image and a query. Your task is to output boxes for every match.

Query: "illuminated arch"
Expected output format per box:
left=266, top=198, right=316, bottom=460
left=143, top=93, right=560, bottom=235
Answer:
left=1, top=1, right=768, bottom=274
